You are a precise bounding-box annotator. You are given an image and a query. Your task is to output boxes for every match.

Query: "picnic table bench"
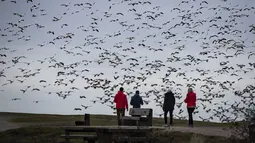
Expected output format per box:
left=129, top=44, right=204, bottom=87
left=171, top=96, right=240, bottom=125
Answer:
left=61, top=109, right=155, bottom=143
left=75, top=114, right=90, bottom=126
left=120, top=108, right=153, bottom=126
left=61, top=126, right=154, bottom=143
left=60, top=134, right=97, bottom=143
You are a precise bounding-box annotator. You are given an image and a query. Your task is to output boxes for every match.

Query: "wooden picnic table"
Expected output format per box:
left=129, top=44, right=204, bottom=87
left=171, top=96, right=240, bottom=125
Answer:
left=61, top=126, right=157, bottom=143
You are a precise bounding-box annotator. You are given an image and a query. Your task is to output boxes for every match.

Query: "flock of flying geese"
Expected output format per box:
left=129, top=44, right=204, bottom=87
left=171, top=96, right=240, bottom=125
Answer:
left=0, top=0, right=255, bottom=122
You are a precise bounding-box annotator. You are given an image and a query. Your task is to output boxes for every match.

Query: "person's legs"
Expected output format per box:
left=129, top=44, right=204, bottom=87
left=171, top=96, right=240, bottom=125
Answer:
left=122, top=108, right=125, bottom=117
left=118, top=108, right=125, bottom=125
left=164, top=110, right=168, bottom=125
left=187, top=108, right=195, bottom=127
left=187, top=108, right=192, bottom=126
left=169, top=110, right=173, bottom=125
left=190, top=108, right=195, bottom=126
left=117, top=109, right=121, bottom=125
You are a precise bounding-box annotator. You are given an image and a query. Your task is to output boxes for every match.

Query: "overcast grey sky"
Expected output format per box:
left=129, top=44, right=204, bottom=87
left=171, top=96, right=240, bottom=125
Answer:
left=0, top=0, right=255, bottom=122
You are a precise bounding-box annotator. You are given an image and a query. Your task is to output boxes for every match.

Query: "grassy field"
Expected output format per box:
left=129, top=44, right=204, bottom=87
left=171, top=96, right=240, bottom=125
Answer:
left=2, top=112, right=235, bottom=127
left=0, top=112, right=245, bottom=143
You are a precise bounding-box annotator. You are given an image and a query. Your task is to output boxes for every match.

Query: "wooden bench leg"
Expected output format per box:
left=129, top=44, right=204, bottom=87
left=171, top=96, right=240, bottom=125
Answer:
left=65, top=130, right=70, bottom=143
left=121, top=118, right=124, bottom=126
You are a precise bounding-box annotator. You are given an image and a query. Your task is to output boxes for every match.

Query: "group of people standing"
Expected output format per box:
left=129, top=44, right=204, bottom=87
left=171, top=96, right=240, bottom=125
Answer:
left=163, top=88, right=196, bottom=127
left=113, top=87, right=197, bottom=127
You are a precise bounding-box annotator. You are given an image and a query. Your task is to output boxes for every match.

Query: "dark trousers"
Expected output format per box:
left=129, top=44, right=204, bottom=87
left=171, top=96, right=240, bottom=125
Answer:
left=187, top=107, right=195, bottom=125
left=117, top=108, right=125, bottom=125
left=164, top=110, right=173, bottom=125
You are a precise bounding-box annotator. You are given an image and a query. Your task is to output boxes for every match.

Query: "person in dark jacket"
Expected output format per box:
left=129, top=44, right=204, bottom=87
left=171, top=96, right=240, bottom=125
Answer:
left=163, top=90, right=175, bottom=127
left=130, top=90, right=143, bottom=108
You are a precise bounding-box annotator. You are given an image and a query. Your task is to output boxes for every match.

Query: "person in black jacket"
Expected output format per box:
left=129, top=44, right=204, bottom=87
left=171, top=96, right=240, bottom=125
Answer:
left=130, top=90, right=143, bottom=108
left=163, top=90, right=175, bottom=127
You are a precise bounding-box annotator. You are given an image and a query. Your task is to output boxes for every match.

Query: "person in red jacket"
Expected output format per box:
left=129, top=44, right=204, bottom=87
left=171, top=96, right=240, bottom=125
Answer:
left=114, top=87, right=128, bottom=125
left=184, top=88, right=196, bottom=127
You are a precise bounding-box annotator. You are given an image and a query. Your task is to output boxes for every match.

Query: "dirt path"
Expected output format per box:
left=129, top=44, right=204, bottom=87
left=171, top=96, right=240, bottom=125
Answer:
left=0, top=114, right=234, bottom=138
left=164, top=126, right=233, bottom=138
left=0, top=115, right=22, bottom=132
